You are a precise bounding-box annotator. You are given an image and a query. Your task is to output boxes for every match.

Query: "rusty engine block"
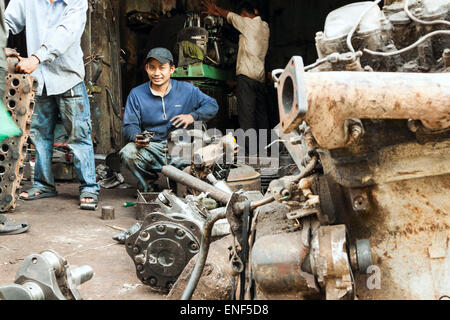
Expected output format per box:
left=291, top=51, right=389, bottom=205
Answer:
left=156, top=0, right=449, bottom=301
left=0, top=57, right=37, bottom=212
left=251, top=0, right=450, bottom=300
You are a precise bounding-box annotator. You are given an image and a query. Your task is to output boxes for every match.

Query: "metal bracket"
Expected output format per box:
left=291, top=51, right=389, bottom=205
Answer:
left=277, top=56, right=309, bottom=134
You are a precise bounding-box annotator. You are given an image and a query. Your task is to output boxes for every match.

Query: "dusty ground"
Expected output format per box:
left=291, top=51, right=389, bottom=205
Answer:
left=0, top=177, right=166, bottom=300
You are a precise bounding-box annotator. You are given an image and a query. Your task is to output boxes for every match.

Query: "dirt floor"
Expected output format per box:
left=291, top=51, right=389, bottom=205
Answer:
left=0, top=176, right=166, bottom=300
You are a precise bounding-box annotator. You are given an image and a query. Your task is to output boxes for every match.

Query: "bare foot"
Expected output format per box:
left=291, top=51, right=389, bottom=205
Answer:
left=19, top=191, right=39, bottom=199
left=80, top=197, right=94, bottom=204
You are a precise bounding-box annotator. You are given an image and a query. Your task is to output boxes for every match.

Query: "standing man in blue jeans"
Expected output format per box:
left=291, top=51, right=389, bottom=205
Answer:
left=5, top=0, right=99, bottom=208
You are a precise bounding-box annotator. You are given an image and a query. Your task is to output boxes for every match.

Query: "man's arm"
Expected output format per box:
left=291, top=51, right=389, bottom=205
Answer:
left=202, top=0, right=230, bottom=19
left=170, top=86, right=219, bottom=129
left=32, top=0, right=88, bottom=64
left=123, top=91, right=143, bottom=144
left=190, top=86, right=219, bottom=122
left=202, top=0, right=249, bottom=35
left=4, top=0, right=26, bottom=36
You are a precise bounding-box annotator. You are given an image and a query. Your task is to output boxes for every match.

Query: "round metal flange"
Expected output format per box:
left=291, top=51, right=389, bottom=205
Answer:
left=126, top=212, right=202, bottom=292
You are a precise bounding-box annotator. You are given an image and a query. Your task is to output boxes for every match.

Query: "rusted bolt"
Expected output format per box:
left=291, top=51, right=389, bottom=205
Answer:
left=133, top=246, right=140, bottom=254
left=149, top=277, right=157, bottom=285
left=176, top=229, right=185, bottom=237
left=137, top=264, right=143, bottom=271
left=443, top=48, right=450, bottom=68
left=353, top=195, right=368, bottom=211
left=140, top=231, right=150, bottom=241
left=190, top=242, right=198, bottom=251
left=134, top=254, right=145, bottom=264
left=407, top=119, right=420, bottom=132
left=350, top=124, right=363, bottom=140
left=156, top=225, right=166, bottom=233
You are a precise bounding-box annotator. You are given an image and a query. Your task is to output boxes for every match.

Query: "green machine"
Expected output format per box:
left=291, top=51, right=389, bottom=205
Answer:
left=172, top=62, right=234, bottom=133
left=172, top=62, right=233, bottom=82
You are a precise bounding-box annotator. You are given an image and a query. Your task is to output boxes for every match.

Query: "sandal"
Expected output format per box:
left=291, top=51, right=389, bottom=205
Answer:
left=0, top=214, right=29, bottom=235
left=19, top=186, right=58, bottom=201
left=79, top=191, right=98, bottom=210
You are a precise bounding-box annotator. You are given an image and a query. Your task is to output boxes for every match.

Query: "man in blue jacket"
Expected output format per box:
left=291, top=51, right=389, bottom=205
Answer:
left=120, top=47, right=219, bottom=191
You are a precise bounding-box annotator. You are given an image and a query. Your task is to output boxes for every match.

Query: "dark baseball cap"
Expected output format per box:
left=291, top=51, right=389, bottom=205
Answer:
left=146, top=47, right=174, bottom=64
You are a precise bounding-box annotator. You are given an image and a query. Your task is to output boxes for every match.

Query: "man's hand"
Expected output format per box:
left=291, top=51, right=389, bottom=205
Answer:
left=202, top=0, right=219, bottom=16
left=4, top=48, right=20, bottom=58
left=135, top=133, right=150, bottom=149
left=16, top=55, right=40, bottom=74
left=170, top=114, right=195, bottom=129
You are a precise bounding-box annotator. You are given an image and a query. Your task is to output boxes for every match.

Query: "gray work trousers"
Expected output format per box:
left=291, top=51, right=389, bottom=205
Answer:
left=120, top=141, right=171, bottom=191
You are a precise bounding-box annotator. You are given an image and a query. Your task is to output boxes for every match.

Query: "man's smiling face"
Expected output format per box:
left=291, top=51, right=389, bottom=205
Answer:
left=145, top=58, right=175, bottom=87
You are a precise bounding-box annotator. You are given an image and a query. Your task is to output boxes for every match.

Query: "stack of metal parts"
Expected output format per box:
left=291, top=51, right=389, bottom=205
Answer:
left=0, top=250, right=93, bottom=300
left=0, top=57, right=37, bottom=212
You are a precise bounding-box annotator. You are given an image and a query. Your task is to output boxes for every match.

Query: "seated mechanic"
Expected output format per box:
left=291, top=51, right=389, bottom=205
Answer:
left=120, top=47, right=219, bottom=191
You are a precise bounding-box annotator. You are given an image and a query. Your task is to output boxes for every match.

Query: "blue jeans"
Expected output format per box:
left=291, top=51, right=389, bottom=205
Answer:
left=31, top=82, right=99, bottom=194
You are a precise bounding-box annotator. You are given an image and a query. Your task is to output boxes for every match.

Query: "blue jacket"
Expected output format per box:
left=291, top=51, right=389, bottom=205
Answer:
left=123, top=79, right=219, bottom=142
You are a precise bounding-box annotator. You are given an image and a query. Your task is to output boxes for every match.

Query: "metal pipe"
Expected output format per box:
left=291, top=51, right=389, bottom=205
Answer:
left=181, top=209, right=227, bottom=300
left=70, top=265, right=94, bottom=285
left=363, top=30, right=450, bottom=57
left=162, top=165, right=231, bottom=204
left=292, top=71, right=450, bottom=149
left=250, top=195, right=275, bottom=211
left=292, top=155, right=318, bottom=183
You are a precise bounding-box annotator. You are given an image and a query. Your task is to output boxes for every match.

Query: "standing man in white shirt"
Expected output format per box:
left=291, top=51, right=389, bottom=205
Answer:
left=202, top=0, right=271, bottom=136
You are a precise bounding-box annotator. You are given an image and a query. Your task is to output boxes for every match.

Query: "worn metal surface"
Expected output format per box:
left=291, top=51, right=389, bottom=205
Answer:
left=226, top=164, right=262, bottom=193
left=136, top=191, right=160, bottom=221
left=101, top=206, right=115, bottom=220
left=345, top=174, right=450, bottom=300
left=310, top=225, right=355, bottom=300
left=319, top=128, right=450, bottom=188
left=0, top=250, right=93, bottom=300
left=250, top=232, right=319, bottom=298
left=167, top=235, right=234, bottom=300
left=162, top=165, right=231, bottom=205
left=0, top=57, right=37, bottom=212
left=125, top=211, right=202, bottom=293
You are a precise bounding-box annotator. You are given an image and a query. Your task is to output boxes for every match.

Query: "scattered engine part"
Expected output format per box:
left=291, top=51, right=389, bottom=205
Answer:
left=101, top=205, right=115, bottom=220
left=226, top=164, right=261, bottom=192
left=0, top=250, right=93, bottom=300
left=52, top=142, right=76, bottom=181
left=126, top=185, right=266, bottom=293
left=126, top=189, right=226, bottom=292
left=250, top=231, right=321, bottom=299
left=0, top=56, right=37, bottom=212
left=125, top=206, right=202, bottom=292
left=167, top=234, right=234, bottom=300
left=309, top=224, right=355, bottom=300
